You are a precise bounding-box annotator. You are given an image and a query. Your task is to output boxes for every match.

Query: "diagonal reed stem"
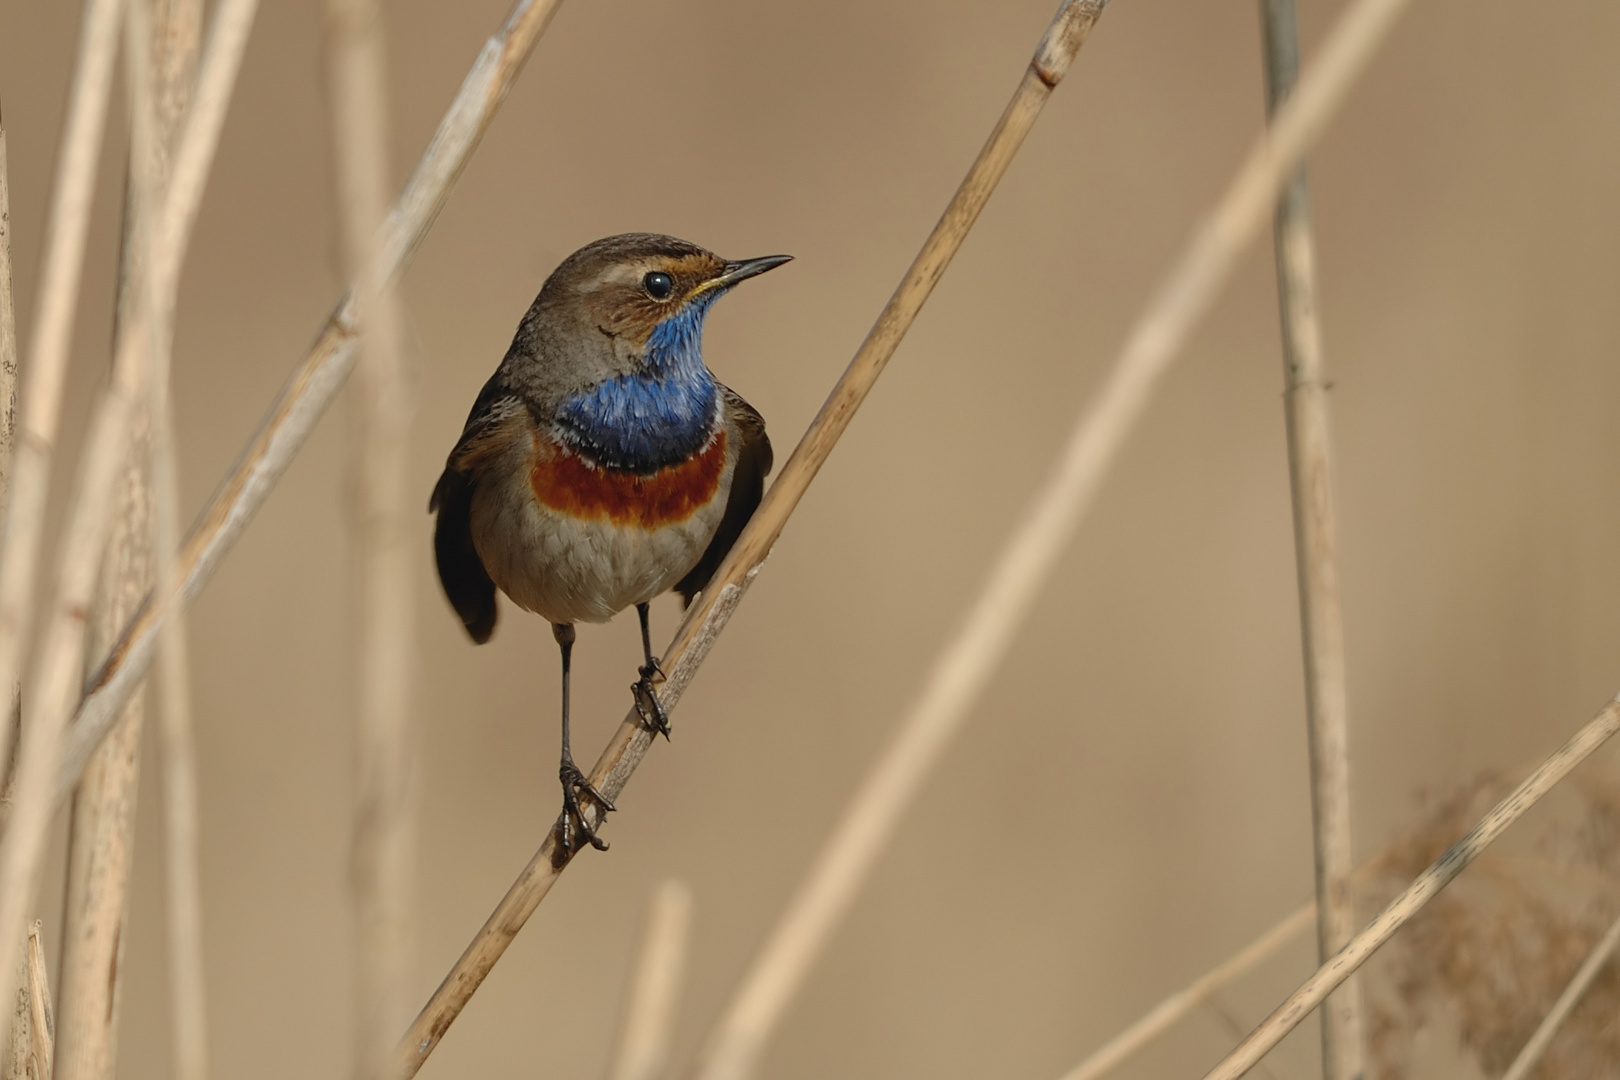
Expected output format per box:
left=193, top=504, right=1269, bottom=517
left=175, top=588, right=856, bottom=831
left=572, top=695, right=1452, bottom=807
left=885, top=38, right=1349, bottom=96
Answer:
left=1200, top=697, right=1620, bottom=1080
left=607, top=880, right=694, bottom=1080
left=1256, top=1, right=1364, bottom=1077
left=58, top=0, right=568, bottom=809
left=1498, top=906, right=1620, bottom=1080
left=685, top=0, right=1410, bottom=1074
left=386, top=4, right=1109, bottom=1075
left=323, top=0, right=420, bottom=1074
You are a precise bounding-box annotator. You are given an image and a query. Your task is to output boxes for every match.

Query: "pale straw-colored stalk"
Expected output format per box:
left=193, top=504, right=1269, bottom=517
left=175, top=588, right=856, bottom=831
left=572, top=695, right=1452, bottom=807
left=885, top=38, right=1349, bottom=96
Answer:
left=0, top=0, right=255, bottom=1053
left=0, top=105, right=18, bottom=517
left=54, top=2, right=198, bottom=1075
left=60, top=0, right=569, bottom=803
left=390, top=4, right=1111, bottom=1075
left=1201, top=697, right=1620, bottom=1080
left=0, top=0, right=126, bottom=799
left=607, top=881, right=694, bottom=1080
left=5, top=921, right=53, bottom=1080
left=1060, top=903, right=1316, bottom=1080
left=1497, top=906, right=1620, bottom=1080
left=687, top=0, right=1410, bottom=1073
left=323, top=0, right=419, bottom=1075
left=1256, top=1, right=1364, bottom=1076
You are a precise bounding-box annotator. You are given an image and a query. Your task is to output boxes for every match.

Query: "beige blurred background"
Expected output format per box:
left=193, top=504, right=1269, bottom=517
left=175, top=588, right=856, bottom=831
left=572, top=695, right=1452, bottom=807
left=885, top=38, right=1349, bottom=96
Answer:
left=2, top=0, right=1619, bottom=1076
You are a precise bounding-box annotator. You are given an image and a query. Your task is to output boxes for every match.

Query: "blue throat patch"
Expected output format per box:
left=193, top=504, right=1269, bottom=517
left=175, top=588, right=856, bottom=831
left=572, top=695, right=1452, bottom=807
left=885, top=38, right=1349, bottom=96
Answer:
left=556, top=295, right=721, bottom=473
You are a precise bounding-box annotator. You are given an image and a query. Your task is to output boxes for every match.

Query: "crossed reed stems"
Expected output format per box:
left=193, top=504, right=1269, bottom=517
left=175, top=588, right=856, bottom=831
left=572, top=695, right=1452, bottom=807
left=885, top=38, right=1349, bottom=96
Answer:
left=0, top=0, right=1615, bottom=1078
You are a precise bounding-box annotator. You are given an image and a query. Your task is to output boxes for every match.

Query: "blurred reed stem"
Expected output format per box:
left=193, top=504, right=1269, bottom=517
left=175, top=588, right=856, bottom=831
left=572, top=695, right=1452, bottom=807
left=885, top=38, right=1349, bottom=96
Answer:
left=1498, top=906, right=1620, bottom=1080
left=607, top=881, right=693, bottom=1080
left=0, top=0, right=124, bottom=816
left=390, top=4, right=1112, bottom=1075
left=1201, top=697, right=1620, bottom=1080
left=59, top=0, right=568, bottom=812
left=323, top=0, right=420, bottom=1074
left=0, top=104, right=18, bottom=517
left=1061, top=904, right=1316, bottom=1080
left=682, top=0, right=1412, bottom=1070
left=0, top=0, right=252, bottom=1051
left=55, top=3, right=198, bottom=1075
left=1256, top=1, right=1364, bottom=1077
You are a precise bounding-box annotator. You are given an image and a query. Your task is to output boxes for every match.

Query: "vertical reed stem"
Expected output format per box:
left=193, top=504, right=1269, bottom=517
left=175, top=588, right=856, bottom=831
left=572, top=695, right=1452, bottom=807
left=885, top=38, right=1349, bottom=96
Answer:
left=607, top=881, right=693, bottom=1080
left=55, top=4, right=197, bottom=1076
left=325, top=0, right=419, bottom=1075
left=0, top=0, right=125, bottom=817
left=0, top=104, right=18, bottom=517
left=1256, top=2, right=1364, bottom=1077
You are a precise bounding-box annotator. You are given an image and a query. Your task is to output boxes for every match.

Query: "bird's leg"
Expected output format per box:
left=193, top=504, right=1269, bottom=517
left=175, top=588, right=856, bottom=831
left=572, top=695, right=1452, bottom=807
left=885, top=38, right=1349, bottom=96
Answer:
left=553, top=622, right=612, bottom=853
left=631, top=601, right=671, bottom=739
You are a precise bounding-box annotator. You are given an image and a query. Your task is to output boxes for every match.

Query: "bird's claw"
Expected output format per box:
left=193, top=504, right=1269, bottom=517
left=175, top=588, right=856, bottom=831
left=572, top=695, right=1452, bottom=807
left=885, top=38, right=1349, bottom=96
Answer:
left=632, top=661, right=672, bottom=740
left=558, top=761, right=613, bottom=853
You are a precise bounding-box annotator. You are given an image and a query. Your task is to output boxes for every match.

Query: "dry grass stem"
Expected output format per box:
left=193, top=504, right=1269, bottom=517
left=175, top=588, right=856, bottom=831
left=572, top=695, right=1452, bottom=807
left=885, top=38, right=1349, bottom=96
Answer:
left=62, top=0, right=568, bottom=803
left=684, top=0, right=1413, bottom=1072
left=1200, top=698, right=1620, bottom=1080
left=0, top=0, right=251, bottom=1051
left=607, top=881, right=693, bottom=1080
left=390, top=4, right=1110, bottom=1074
left=1257, top=1, right=1364, bottom=1076
left=1060, top=903, right=1315, bottom=1080
left=6, top=921, right=53, bottom=1080
left=1496, top=907, right=1620, bottom=1080
left=324, top=0, right=420, bottom=1074
left=0, top=0, right=125, bottom=801
left=0, top=106, right=18, bottom=513
left=55, top=3, right=199, bottom=1075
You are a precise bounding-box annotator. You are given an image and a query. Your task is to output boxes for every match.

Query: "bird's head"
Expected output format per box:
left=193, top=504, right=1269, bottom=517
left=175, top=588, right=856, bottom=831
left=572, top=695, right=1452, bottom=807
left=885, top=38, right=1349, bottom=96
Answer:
left=520, top=233, right=791, bottom=389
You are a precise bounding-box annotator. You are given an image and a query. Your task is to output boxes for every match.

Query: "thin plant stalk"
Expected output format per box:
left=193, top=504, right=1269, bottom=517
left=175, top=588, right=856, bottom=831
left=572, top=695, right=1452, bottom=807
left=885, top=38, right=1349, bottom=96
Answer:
left=1200, top=697, right=1620, bottom=1080
left=390, top=4, right=1112, bottom=1074
left=0, top=104, right=19, bottom=515
left=0, top=0, right=126, bottom=798
left=61, top=0, right=569, bottom=803
left=607, top=881, right=694, bottom=1080
left=55, top=3, right=198, bottom=1075
left=687, top=0, right=1411, bottom=1072
left=0, top=0, right=252, bottom=1048
left=1060, top=904, right=1315, bottom=1080
left=323, top=0, right=419, bottom=1075
left=5, top=921, right=52, bottom=1080
left=1498, top=908, right=1620, bottom=1080
left=1256, top=1, right=1363, bottom=1077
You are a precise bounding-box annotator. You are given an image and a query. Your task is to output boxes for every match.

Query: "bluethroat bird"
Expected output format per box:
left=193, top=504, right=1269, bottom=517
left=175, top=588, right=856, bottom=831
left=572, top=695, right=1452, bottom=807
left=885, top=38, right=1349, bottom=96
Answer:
left=430, top=233, right=789, bottom=853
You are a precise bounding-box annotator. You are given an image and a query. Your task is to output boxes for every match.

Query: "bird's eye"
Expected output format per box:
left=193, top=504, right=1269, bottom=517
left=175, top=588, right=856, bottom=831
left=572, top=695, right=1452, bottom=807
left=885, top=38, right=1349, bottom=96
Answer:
left=643, top=271, right=674, bottom=299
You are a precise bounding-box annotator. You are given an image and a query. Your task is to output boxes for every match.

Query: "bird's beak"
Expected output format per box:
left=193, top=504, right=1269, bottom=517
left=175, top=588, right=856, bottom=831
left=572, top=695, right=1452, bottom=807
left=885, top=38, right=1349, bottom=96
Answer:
left=695, top=254, right=794, bottom=296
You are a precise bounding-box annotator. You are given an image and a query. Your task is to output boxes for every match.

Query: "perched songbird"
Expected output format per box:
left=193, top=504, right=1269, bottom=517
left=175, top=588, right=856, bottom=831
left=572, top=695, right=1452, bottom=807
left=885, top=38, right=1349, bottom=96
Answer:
left=430, top=233, right=788, bottom=852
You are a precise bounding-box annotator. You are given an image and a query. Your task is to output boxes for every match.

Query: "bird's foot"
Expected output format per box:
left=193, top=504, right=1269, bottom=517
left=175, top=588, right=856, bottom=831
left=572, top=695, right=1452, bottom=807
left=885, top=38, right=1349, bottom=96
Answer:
left=632, top=660, right=671, bottom=740
left=558, top=761, right=614, bottom=853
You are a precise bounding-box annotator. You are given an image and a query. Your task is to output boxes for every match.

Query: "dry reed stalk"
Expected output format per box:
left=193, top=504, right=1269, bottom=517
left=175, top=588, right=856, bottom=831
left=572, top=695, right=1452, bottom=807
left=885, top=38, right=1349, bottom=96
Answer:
left=1256, top=1, right=1364, bottom=1077
left=61, top=0, right=569, bottom=802
left=6, top=921, right=53, bottom=1080
left=1199, top=698, right=1620, bottom=1080
left=0, top=0, right=253, bottom=1050
left=390, top=4, right=1111, bottom=1074
left=686, top=0, right=1413, bottom=1073
left=607, top=881, right=694, bottom=1080
left=55, top=3, right=198, bottom=1075
left=1496, top=908, right=1620, bottom=1080
left=0, top=106, right=18, bottom=515
left=323, top=0, right=419, bottom=1075
left=0, top=0, right=125, bottom=799
left=1060, top=903, right=1316, bottom=1080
